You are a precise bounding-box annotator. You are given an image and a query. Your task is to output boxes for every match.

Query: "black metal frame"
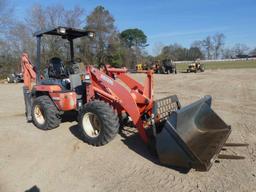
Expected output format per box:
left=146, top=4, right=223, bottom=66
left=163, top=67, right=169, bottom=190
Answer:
left=34, top=26, right=95, bottom=84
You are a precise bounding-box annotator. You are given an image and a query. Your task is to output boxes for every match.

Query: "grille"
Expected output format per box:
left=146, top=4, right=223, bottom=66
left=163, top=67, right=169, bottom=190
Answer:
left=154, top=95, right=181, bottom=122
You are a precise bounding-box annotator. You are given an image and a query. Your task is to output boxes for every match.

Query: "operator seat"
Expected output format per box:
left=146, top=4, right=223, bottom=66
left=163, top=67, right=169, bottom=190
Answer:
left=48, top=57, right=67, bottom=79
left=41, top=57, right=70, bottom=90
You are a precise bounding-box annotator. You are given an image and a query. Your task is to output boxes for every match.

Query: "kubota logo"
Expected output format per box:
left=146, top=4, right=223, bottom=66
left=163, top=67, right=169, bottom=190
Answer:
left=100, top=74, right=114, bottom=86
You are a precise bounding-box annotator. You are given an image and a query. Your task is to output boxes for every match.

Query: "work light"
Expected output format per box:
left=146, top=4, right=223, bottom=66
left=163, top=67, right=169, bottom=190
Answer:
left=58, top=27, right=66, bottom=34
left=88, top=31, right=95, bottom=38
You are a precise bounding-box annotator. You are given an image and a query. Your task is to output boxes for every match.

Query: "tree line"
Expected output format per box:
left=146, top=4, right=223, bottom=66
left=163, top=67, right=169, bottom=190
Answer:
left=0, top=0, right=255, bottom=78
left=156, top=34, right=256, bottom=61
left=0, top=1, right=148, bottom=77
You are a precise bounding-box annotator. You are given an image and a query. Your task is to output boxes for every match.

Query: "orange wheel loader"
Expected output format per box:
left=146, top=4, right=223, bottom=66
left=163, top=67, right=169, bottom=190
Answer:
left=21, top=26, right=231, bottom=171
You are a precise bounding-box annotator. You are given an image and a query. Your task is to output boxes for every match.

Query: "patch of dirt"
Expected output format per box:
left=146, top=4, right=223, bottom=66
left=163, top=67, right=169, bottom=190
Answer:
left=0, top=69, right=255, bottom=192
left=0, top=79, right=7, bottom=84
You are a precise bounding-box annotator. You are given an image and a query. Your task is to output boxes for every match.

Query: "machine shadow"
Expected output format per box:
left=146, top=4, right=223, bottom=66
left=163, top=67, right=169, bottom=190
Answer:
left=69, top=124, right=190, bottom=173
left=119, top=127, right=191, bottom=174
left=69, top=124, right=85, bottom=141
left=61, top=111, right=78, bottom=123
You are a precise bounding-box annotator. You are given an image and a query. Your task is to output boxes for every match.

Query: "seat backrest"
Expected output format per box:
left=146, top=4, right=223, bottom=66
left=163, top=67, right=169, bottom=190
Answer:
left=48, top=57, right=66, bottom=79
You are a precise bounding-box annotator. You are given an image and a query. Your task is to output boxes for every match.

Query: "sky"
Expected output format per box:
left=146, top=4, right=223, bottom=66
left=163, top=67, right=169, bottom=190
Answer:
left=13, top=0, right=256, bottom=55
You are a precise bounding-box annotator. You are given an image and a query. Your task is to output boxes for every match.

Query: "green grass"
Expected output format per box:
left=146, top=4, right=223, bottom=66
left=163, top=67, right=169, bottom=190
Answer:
left=176, top=60, right=256, bottom=72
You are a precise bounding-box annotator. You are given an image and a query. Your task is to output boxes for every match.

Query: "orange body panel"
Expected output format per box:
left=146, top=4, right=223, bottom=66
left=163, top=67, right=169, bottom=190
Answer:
left=49, top=92, right=77, bottom=111
left=34, top=85, right=62, bottom=92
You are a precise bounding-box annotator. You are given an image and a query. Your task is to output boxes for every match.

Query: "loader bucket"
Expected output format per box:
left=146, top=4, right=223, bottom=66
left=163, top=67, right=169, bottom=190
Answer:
left=154, top=95, right=231, bottom=171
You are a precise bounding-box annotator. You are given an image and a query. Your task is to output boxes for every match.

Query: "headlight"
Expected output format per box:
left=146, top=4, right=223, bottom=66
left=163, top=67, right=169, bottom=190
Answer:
left=58, top=27, right=66, bottom=34
left=82, top=74, right=91, bottom=84
left=85, top=74, right=90, bottom=80
left=80, top=74, right=90, bottom=81
left=88, top=31, right=95, bottom=38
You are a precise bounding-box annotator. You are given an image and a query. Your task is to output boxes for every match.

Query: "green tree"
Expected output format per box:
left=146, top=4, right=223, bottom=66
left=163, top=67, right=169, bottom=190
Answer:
left=188, top=47, right=203, bottom=60
left=86, top=6, right=116, bottom=64
left=120, top=28, right=147, bottom=48
left=0, top=0, right=17, bottom=77
left=158, top=44, right=203, bottom=61
left=105, top=33, right=124, bottom=67
left=120, top=28, right=147, bottom=68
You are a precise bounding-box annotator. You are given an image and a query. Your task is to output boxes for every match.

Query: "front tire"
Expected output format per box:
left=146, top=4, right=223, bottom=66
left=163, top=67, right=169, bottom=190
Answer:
left=7, top=74, right=14, bottom=83
left=32, top=95, right=61, bottom=130
left=200, top=65, right=205, bottom=72
left=79, top=100, right=120, bottom=146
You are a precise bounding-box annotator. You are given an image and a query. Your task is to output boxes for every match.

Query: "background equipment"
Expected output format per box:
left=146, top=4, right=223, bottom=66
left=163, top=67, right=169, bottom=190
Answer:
left=7, top=72, right=23, bottom=83
left=152, top=59, right=177, bottom=74
left=187, top=59, right=205, bottom=73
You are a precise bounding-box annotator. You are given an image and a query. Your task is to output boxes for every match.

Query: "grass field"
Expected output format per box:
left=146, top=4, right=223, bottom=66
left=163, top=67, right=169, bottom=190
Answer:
left=176, top=60, right=256, bottom=72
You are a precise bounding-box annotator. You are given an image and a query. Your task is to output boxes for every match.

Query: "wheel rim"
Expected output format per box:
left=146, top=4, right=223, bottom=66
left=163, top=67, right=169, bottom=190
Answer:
left=82, top=112, right=101, bottom=138
left=7, top=77, right=10, bottom=82
left=34, top=105, right=45, bottom=125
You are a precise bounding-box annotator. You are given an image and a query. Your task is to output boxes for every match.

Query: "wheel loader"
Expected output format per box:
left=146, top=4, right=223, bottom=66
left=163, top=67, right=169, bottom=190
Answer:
left=187, top=59, right=205, bottom=73
left=135, top=63, right=149, bottom=72
left=22, top=26, right=231, bottom=171
left=151, top=59, right=177, bottom=74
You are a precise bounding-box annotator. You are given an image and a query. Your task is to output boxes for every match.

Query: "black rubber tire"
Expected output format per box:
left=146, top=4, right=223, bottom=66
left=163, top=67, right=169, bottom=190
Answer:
left=32, top=95, right=61, bottom=130
left=78, top=100, right=120, bottom=146
left=160, top=66, right=165, bottom=74
left=7, top=74, right=14, bottom=83
left=200, top=66, right=205, bottom=72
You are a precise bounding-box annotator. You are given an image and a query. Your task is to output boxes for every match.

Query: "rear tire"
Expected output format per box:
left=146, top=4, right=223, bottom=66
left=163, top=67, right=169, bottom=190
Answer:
left=79, top=100, right=120, bottom=146
left=32, top=95, right=61, bottom=130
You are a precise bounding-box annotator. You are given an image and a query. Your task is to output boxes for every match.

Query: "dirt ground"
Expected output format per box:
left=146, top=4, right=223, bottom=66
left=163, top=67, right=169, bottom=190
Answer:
left=0, top=69, right=255, bottom=192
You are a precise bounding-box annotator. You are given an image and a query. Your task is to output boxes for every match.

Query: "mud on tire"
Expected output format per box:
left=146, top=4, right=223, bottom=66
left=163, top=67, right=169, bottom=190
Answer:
left=79, top=100, right=120, bottom=146
left=32, top=95, right=61, bottom=130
